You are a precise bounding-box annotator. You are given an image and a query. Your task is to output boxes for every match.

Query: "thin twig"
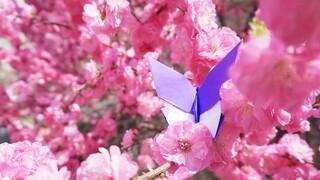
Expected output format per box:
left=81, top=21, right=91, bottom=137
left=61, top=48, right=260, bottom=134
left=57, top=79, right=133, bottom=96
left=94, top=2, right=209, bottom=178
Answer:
left=135, top=162, right=174, bottom=180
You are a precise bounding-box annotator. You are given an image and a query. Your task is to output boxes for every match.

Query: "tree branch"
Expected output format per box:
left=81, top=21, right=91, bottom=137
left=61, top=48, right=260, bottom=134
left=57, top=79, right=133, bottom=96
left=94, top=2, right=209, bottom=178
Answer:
left=135, top=162, right=174, bottom=180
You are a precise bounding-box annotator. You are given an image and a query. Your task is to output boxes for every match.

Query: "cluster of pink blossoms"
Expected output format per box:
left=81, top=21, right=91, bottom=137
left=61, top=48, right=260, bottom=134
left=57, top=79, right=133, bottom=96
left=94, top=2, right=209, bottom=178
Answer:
left=0, top=0, right=320, bottom=179
left=0, top=141, right=70, bottom=179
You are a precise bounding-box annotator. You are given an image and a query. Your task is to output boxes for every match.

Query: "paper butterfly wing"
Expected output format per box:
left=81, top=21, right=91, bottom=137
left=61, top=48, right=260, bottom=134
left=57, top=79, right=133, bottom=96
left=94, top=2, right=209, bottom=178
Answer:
left=161, top=105, right=196, bottom=124
left=148, top=57, right=196, bottom=113
left=197, top=41, right=242, bottom=114
left=197, top=42, right=241, bottom=138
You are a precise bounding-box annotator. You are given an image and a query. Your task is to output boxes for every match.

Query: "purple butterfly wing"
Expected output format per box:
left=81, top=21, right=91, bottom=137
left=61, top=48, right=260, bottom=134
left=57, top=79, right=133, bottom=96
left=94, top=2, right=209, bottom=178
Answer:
left=148, top=57, right=196, bottom=112
left=197, top=41, right=241, bottom=114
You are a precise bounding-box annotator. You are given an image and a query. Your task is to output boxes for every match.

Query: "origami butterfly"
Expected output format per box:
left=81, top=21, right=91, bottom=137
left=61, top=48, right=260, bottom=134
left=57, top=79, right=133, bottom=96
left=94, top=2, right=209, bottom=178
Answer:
left=148, top=42, right=241, bottom=139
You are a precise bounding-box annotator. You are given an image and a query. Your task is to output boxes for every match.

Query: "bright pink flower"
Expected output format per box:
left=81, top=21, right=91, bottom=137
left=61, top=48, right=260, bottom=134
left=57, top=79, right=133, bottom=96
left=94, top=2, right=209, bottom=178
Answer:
left=258, top=0, right=320, bottom=47
left=188, top=27, right=239, bottom=84
left=209, top=122, right=241, bottom=169
left=121, top=129, right=138, bottom=150
left=151, top=120, right=214, bottom=172
left=132, top=23, right=162, bottom=58
left=170, top=24, right=194, bottom=64
left=220, top=80, right=273, bottom=133
left=193, top=27, right=240, bottom=68
left=230, top=36, right=320, bottom=113
left=132, top=6, right=169, bottom=57
left=76, top=145, right=138, bottom=180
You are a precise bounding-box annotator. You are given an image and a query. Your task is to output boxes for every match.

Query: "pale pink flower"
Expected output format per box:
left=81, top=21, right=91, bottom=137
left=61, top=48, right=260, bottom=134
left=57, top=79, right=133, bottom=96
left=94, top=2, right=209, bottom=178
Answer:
left=272, top=108, right=311, bottom=133
left=277, top=134, right=314, bottom=163
left=166, top=166, right=195, bottom=180
left=84, top=60, right=100, bottom=85
left=151, top=120, right=214, bottom=172
left=121, top=129, right=138, bottom=150
left=82, top=0, right=135, bottom=36
left=25, top=163, right=70, bottom=180
left=6, top=80, right=33, bottom=103
left=137, top=92, right=164, bottom=121
left=230, top=36, right=320, bottom=113
left=185, top=0, right=218, bottom=32
left=76, top=146, right=138, bottom=180
left=0, top=140, right=69, bottom=179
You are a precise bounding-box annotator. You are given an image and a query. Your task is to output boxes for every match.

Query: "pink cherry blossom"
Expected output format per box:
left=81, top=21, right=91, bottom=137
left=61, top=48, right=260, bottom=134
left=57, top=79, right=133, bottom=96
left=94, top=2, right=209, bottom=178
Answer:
left=25, top=164, right=70, bottom=180
left=76, top=145, right=138, bottom=180
left=6, top=80, right=33, bottom=103
left=121, top=129, right=138, bottom=150
left=238, top=144, right=287, bottom=176
left=184, top=0, right=218, bottom=32
left=0, top=140, right=69, bottom=179
left=277, top=134, right=314, bottom=163
left=244, top=127, right=277, bottom=146
left=193, top=27, right=240, bottom=68
left=170, top=24, right=194, bottom=65
left=83, top=0, right=136, bottom=36
left=220, top=80, right=273, bottom=133
left=209, top=122, right=241, bottom=169
left=188, top=27, right=239, bottom=84
left=230, top=36, right=320, bottom=113
left=258, top=0, right=320, bottom=47
left=151, top=120, right=214, bottom=172
left=137, top=91, right=164, bottom=121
